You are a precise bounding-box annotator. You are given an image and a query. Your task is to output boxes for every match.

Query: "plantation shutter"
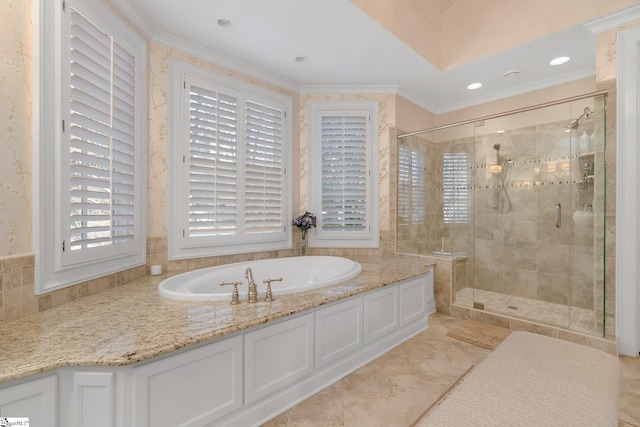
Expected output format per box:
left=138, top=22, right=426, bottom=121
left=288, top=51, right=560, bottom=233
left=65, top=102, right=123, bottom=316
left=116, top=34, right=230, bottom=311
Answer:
left=442, top=152, right=469, bottom=224
left=320, top=115, right=368, bottom=232
left=187, top=83, right=238, bottom=238
left=398, top=146, right=411, bottom=225
left=68, top=8, right=136, bottom=251
left=244, top=100, right=284, bottom=234
left=398, top=146, right=425, bottom=225
left=411, top=151, right=426, bottom=223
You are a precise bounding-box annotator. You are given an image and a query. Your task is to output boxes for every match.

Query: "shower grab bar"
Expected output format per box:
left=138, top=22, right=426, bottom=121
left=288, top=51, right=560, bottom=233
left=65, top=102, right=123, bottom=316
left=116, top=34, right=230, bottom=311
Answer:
left=555, top=203, right=561, bottom=228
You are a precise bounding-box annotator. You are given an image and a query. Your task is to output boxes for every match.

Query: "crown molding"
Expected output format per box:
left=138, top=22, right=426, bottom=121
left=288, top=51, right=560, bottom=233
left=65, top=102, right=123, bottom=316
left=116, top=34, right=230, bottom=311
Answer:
left=300, top=85, right=399, bottom=95
left=107, top=0, right=155, bottom=37
left=434, top=67, right=596, bottom=115
left=584, top=4, right=640, bottom=33
left=152, top=31, right=302, bottom=94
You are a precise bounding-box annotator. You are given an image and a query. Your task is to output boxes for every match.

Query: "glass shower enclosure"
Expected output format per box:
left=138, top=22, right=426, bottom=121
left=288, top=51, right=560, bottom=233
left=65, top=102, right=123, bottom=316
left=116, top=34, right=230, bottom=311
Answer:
left=396, top=93, right=607, bottom=337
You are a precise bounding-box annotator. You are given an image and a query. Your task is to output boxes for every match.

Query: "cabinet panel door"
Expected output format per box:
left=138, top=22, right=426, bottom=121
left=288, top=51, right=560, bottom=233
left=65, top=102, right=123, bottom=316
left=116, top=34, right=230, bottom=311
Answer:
left=72, top=371, right=114, bottom=427
left=133, top=335, right=242, bottom=427
left=0, top=375, right=57, bottom=427
left=316, top=298, right=363, bottom=368
left=245, top=314, right=314, bottom=404
left=364, top=286, right=398, bottom=344
left=399, top=277, right=427, bottom=326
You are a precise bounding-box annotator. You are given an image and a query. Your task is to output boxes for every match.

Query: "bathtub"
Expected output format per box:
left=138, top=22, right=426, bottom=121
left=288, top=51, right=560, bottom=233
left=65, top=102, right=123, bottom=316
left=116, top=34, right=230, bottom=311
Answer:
left=158, top=256, right=362, bottom=301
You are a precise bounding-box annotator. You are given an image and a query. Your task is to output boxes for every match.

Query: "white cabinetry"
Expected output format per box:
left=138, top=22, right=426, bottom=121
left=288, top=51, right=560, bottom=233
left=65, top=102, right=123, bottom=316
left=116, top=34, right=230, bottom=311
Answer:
left=0, top=375, right=56, bottom=427
left=133, top=334, right=243, bottom=427
left=0, top=267, right=434, bottom=427
left=245, top=314, right=314, bottom=404
left=399, top=276, right=429, bottom=326
left=316, top=298, right=363, bottom=368
left=71, top=371, right=114, bottom=427
left=364, top=286, right=398, bottom=344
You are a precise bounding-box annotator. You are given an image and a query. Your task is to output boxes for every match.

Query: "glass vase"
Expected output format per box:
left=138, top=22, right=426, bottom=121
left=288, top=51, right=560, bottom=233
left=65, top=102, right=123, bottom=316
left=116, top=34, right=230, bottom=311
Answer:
left=300, top=235, right=307, bottom=256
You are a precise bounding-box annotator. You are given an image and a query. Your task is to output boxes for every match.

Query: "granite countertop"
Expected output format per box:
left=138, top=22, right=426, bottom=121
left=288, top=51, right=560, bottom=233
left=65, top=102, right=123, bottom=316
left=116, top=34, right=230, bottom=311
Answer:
left=0, top=254, right=434, bottom=384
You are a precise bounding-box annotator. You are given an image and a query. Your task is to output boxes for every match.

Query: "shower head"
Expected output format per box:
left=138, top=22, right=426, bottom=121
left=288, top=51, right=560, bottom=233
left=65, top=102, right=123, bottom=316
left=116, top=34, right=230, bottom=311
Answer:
left=493, top=143, right=500, bottom=150
left=566, top=118, right=580, bottom=130
left=565, top=107, right=593, bottom=130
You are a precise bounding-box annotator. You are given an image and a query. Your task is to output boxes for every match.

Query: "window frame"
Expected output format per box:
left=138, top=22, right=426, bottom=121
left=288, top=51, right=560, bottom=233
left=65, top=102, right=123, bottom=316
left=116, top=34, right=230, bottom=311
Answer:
left=308, top=101, right=379, bottom=248
left=167, top=59, right=292, bottom=259
left=34, top=0, right=147, bottom=294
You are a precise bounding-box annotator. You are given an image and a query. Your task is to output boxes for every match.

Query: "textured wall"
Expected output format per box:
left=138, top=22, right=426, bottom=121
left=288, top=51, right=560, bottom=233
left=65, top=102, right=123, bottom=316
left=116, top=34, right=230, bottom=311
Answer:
left=0, top=0, right=33, bottom=256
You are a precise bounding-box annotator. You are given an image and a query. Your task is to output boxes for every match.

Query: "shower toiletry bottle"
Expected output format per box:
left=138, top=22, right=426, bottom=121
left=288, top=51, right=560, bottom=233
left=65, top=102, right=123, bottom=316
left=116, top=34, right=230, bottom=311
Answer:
left=580, top=131, right=590, bottom=155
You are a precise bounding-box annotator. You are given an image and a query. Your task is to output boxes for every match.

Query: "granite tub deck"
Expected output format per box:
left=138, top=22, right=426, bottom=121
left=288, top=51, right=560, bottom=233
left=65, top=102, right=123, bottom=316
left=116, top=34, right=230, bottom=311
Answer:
left=0, top=254, right=434, bottom=384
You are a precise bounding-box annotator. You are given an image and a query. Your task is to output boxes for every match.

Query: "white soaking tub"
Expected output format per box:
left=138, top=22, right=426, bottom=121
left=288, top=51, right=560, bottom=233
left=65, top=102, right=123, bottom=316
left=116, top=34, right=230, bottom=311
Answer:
left=158, top=256, right=362, bottom=301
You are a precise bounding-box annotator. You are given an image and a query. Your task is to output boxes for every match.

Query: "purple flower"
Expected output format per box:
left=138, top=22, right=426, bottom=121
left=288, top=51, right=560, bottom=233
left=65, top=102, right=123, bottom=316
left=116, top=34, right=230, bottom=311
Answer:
left=293, top=211, right=316, bottom=239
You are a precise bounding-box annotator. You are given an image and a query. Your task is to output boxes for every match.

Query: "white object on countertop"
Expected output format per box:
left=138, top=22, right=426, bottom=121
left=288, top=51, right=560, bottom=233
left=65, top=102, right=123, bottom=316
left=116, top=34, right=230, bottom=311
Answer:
left=151, top=265, right=162, bottom=275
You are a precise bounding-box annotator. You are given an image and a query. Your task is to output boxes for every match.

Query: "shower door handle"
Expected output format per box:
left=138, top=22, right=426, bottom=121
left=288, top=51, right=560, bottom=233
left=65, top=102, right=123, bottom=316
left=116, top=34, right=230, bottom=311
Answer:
left=555, top=203, right=561, bottom=228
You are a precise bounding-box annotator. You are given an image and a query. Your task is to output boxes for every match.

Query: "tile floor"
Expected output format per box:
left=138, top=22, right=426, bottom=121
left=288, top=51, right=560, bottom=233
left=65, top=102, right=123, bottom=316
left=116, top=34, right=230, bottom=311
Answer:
left=263, top=313, right=640, bottom=427
left=456, top=287, right=600, bottom=336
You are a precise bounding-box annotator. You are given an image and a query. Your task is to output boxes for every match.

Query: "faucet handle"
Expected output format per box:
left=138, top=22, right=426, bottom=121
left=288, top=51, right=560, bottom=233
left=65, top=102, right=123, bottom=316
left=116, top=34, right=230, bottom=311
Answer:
left=219, top=281, right=242, bottom=305
left=262, top=277, right=283, bottom=302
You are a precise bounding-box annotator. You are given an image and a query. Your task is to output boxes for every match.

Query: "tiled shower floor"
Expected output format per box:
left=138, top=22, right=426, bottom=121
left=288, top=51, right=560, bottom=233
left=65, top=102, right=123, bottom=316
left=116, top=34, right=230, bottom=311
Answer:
left=455, top=287, right=601, bottom=336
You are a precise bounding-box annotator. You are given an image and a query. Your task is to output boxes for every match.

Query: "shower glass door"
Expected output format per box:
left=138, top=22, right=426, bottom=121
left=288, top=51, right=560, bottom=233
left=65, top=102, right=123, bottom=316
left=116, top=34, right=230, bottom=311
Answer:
left=396, top=93, right=607, bottom=337
left=467, top=95, right=606, bottom=337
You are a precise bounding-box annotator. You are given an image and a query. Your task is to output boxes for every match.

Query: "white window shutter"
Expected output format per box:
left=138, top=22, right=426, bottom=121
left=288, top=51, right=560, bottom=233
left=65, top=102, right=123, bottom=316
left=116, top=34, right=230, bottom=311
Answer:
left=186, top=82, right=238, bottom=238
left=398, top=146, right=411, bottom=225
left=169, top=60, right=291, bottom=258
left=308, top=101, right=378, bottom=248
left=398, top=145, right=425, bottom=225
left=37, top=0, right=146, bottom=291
left=67, top=8, right=136, bottom=256
left=244, top=100, right=285, bottom=234
left=320, top=115, right=368, bottom=232
left=411, top=150, right=426, bottom=224
left=443, top=152, right=469, bottom=224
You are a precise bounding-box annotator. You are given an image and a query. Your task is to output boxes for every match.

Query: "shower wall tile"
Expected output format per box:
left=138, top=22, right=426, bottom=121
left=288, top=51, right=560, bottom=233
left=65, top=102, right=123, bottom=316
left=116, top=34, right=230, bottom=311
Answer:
left=537, top=220, right=572, bottom=245
left=536, top=243, right=570, bottom=274
left=536, top=123, right=572, bottom=158
left=572, top=245, right=594, bottom=278
left=503, top=241, right=537, bottom=271
left=573, top=224, right=595, bottom=246
left=504, top=213, right=537, bottom=243
left=537, top=272, right=570, bottom=305
left=571, top=276, right=595, bottom=310
left=474, top=263, right=503, bottom=293
left=502, top=126, right=537, bottom=160
left=474, top=239, right=503, bottom=265
left=508, top=187, right=537, bottom=213
left=503, top=269, right=537, bottom=299
left=475, top=214, right=503, bottom=240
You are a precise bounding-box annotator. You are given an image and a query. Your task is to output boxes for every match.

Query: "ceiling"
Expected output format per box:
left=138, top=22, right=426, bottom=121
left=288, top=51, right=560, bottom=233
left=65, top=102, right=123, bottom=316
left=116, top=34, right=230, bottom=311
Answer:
left=110, top=0, right=599, bottom=114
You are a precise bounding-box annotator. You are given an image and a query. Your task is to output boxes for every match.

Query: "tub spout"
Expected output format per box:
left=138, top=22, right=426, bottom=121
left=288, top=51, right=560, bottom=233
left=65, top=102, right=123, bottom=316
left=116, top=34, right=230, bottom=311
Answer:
left=246, top=267, right=258, bottom=303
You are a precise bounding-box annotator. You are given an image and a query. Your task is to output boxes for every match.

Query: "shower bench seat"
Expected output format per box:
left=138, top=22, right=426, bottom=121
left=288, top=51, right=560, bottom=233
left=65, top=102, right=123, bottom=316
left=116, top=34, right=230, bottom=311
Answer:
left=416, top=331, right=621, bottom=427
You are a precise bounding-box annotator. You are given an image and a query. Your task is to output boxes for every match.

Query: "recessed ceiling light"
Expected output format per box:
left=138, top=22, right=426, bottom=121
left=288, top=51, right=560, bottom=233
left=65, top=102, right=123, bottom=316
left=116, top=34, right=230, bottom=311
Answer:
left=467, top=82, right=482, bottom=90
left=503, top=70, right=521, bottom=79
left=294, top=56, right=308, bottom=63
left=217, top=18, right=232, bottom=27
left=549, top=56, right=570, bottom=66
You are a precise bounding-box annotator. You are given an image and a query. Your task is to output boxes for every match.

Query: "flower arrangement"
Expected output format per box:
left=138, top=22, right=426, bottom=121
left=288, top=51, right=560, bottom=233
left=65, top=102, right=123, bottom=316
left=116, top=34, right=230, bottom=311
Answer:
left=292, top=211, right=316, bottom=239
